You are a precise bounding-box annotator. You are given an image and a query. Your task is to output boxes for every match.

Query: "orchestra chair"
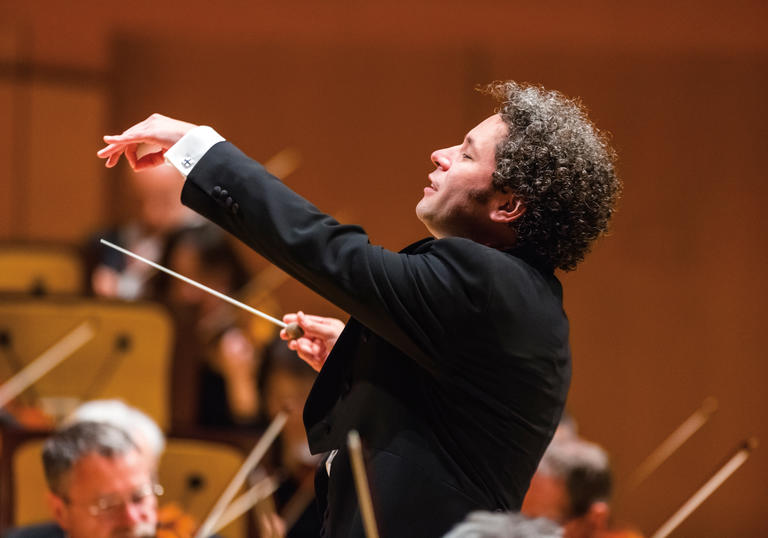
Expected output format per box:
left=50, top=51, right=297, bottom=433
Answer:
left=2, top=432, right=248, bottom=538
left=0, top=297, right=173, bottom=430
left=0, top=243, right=83, bottom=296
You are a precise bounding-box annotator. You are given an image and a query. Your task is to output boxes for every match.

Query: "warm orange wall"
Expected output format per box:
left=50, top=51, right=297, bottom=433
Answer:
left=2, top=2, right=767, bottom=536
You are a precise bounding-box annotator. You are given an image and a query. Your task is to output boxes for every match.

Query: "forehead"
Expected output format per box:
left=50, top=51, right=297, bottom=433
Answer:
left=66, top=450, right=149, bottom=499
left=466, top=114, right=508, bottom=148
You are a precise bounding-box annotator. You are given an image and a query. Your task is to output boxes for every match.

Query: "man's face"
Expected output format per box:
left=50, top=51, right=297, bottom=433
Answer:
left=416, top=114, right=508, bottom=240
left=49, top=450, right=157, bottom=538
left=521, top=471, right=569, bottom=523
left=522, top=470, right=609, bottom=538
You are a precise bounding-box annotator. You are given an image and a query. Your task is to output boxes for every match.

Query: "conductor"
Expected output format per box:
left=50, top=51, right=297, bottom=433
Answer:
left=98, top=81, right=620, bottom=537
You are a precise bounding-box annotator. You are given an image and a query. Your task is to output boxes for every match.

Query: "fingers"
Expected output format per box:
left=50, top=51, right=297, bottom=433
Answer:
left=295, top=337, right=324, bottom=358
left=281, top=311, right=344, bottom=340
left=98, top=143, right=126, bottom=168
left=105, top=152, right=121, bottom=168
left=103, top=133, right=144, bottom=144
left=134, top=150, right=167, bottom=170
left=97, top=141, right=166, bottom=171
left=96, top=143, right=122, bottom=158
left=99, top=113, right=198, bottom=171
left=125, top=143, right=138, bottom=169
left=285, top=336, right=325, bottom=372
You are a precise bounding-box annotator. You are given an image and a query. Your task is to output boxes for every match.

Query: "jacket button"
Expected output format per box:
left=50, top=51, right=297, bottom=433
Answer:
left=232, top=202, right=239, bottom=215
left=212, top=186, right=221, bottom=197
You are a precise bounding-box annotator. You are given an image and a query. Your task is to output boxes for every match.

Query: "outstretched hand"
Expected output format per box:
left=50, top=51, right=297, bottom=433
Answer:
left=281, top=311, right=345, bottom=372
left=96, top=113, right=198, bottom=171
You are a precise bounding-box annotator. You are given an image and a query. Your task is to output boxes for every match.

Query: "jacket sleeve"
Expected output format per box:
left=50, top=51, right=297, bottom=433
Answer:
left=181, top=141, right=519, bottom=374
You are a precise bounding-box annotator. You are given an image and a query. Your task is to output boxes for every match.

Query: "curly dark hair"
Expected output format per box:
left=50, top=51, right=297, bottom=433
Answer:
left=484, top=81, right=621, bottom=271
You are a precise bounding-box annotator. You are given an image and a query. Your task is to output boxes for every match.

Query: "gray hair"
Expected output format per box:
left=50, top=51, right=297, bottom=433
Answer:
left=537, top=438, right=612, bottom=518
left=444, top=511, right=562, bottom=538
left=64, top=399, right=165, bottom=460
left=42, top=421, right=138, bottom=496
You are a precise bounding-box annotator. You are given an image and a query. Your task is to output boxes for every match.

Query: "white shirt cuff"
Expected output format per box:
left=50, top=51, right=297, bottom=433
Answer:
left=164, top=125, right=225, bottom=177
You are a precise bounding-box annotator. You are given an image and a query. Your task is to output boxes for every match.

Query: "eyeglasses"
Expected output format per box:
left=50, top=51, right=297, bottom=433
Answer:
left=62, top=483, right=164, bottom=518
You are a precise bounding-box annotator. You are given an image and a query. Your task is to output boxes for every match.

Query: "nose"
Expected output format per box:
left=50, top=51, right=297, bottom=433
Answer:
left=118, top=496, right=154, bottom=525
left=430, top=148, right=452, bottom=171
left=114, top=502, right=147, bottom=525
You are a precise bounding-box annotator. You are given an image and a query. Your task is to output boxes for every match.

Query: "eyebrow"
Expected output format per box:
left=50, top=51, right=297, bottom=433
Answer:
left=464, top=136, right=477, bottom=149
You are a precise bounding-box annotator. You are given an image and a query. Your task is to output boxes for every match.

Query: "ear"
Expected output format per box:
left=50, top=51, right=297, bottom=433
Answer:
left=47, top=491, right=70, bottom=530
left=489, top=193, right=525, bottom=225
left=585, top=501, right=610, bottom=531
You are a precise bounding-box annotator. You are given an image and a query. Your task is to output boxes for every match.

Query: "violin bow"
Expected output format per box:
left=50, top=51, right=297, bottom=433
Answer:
left=0, top=320, right=96, bottom=407
left=628, top=397, right=718, bottom=490
left=210, top=475, right=280, bottom=534
left=650, top=437, right=758, bottom=538
left=194, top=411, right=288, bottom=537
left=348, top=430, right=380, bottom=538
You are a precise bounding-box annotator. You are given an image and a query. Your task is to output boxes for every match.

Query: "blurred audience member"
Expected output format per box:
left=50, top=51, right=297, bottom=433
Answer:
left=521, top=438, right=612, bottom=538
left=84, top=164, right=201, bottom=300
left=4, top=422, right=160, bottom=538
left=443, top=511, right=562, bottom=538
left=63, top=399, right=165, bottom=468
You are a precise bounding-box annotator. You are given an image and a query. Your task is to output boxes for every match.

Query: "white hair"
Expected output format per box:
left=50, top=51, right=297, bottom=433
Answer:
left=443, top=512, right=562, bottom=538
left=537, top=438, right=609, bottom=480
left=63, top=399, right=165, bottom=460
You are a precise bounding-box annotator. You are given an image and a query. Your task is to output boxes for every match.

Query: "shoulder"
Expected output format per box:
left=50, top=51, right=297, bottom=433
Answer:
left=422, top=237, right=545, bottom=280
left=405, top=236, right=555, bottom=314
left=3, top=522, right=65, bottom=538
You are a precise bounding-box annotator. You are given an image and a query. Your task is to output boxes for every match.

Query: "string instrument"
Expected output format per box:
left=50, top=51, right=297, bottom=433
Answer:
left=156, top=502, right=197, bottom=538
left=596, top=527, right=645, bottom=538
left=2, top=402, right=53, bottom=430
left=0, top=321, right=96, bottom=429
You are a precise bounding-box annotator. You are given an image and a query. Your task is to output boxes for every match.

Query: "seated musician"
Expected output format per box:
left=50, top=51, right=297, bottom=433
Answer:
left=444, top=511, right=562, bottom=538
left=63, top=399, right=166, bottom=468
left=521, top=437, right=641, bottom=538
left=4, top=422, right=159, bottom=538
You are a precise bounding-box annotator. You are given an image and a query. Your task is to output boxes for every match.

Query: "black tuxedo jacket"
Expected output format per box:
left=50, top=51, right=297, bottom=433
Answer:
left=3, top=523, right=65, bottom=538
left=181, top=142, right=571, bottom=537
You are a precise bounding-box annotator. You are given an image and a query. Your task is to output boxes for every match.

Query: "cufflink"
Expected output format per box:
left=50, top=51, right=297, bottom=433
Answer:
left=181, top=156, right=194, bottom=168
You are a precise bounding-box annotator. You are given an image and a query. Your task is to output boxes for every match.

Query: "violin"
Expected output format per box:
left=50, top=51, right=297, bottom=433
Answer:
left=156, top=502, right=197, bottom=538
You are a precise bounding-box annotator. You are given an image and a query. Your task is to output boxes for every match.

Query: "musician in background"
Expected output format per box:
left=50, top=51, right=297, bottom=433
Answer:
left=63, top=399, right=165, bottom=468
left=4, top=422, right=159, bottom=538
left=252, top=339, right=322, bottom=538
left=155, top=224, right=268, bottom=430
left=83, top=164, right=202, bottom=300
left=443, top=511, right=562, bottom=538
left=522, top=437, right=628, bottom=538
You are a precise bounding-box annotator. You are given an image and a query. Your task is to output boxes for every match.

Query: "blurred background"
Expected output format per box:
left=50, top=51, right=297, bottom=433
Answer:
left=0, top=1, right=766, bottom=536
